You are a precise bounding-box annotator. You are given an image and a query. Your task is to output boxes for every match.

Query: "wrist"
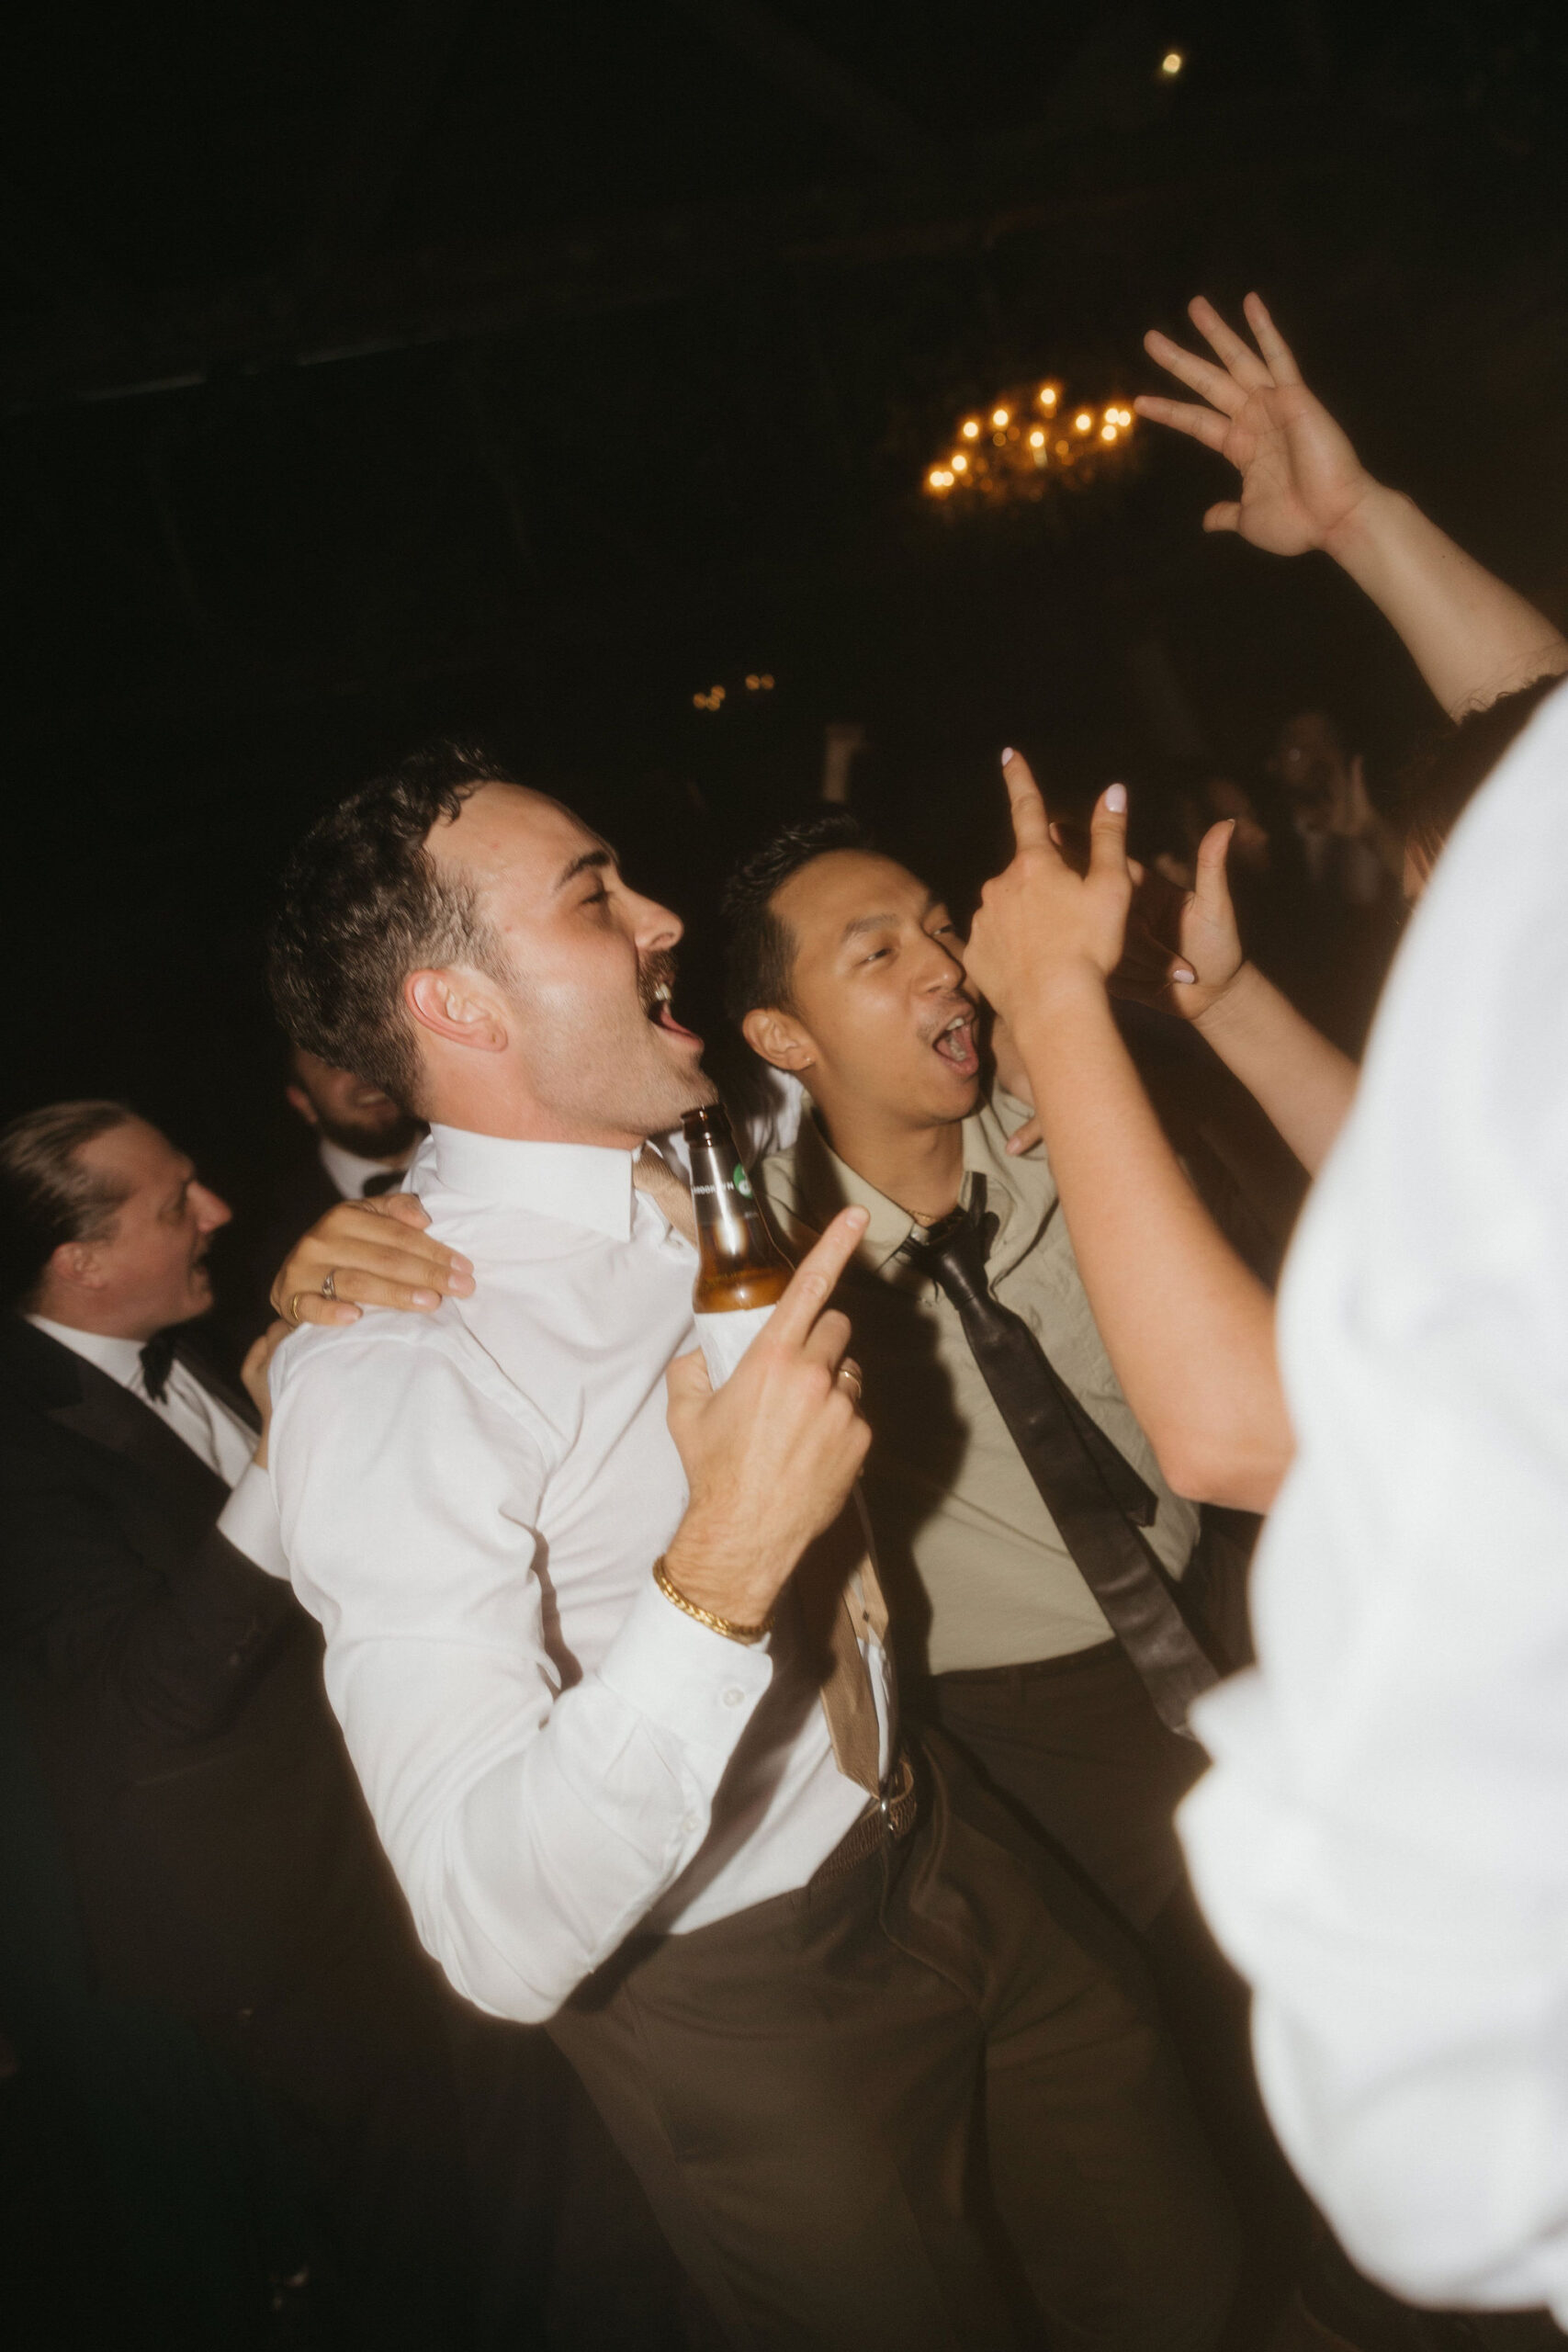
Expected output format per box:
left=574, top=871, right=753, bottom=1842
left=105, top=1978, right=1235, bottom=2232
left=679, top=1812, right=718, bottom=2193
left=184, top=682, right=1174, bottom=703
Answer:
left=1190, top=959, right=1258, bottom=1040
left=1003, top=960, right=1112, bottom=1055
left=653, top=1555, right=773, bottom=1645
left=1321, top=476, right=1399, bottom=574
left=663, top=1518, right=786, bottom=1629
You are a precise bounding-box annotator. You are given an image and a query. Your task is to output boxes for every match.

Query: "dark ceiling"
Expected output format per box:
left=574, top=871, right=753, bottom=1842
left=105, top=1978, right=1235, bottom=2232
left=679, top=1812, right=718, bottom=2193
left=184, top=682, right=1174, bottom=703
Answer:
left=4, top=0, right=1566, bottom=1191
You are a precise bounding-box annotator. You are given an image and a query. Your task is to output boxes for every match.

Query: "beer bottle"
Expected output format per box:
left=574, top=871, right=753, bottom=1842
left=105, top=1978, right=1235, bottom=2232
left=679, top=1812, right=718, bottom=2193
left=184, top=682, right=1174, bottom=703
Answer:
left=682, top=1103, right=790, bottom=1385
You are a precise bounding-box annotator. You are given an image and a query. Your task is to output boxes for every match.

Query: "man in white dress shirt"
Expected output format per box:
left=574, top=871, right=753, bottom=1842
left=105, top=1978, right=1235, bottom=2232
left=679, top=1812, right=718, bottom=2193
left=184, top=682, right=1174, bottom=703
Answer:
left=264, top=740, right=1235, bottom=2351
left=1179, top=680, right=1568, bottom=2341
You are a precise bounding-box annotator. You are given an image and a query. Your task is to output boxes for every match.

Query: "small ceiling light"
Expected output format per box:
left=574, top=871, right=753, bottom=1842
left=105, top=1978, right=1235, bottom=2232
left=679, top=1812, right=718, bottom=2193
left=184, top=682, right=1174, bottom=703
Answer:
left=1038, top=385, right=1058, bottom=408
left=1101, top=423, right=1119, bottom=442
left=1075, top=411, right=1092, bottom=433
left=760, top=674, right=774, bottom=688
left=1160, top=50, right=1184, bottom=77
left=745, top=673, right=760, bottom=690
left=1028, top=428, right=1045, bottom=447
left=991, top=407, right=1010, bottom=428
left=951, top=452, right=969, bottom=472
left=961, top=418, right=981, bottom=439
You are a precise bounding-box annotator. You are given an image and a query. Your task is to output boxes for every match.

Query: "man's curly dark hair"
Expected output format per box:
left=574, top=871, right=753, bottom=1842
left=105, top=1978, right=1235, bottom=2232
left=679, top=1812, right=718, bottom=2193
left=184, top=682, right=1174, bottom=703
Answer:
left=720, top=811, right=874, bottom=1026
left=267, top=739, right=516, bottom=1113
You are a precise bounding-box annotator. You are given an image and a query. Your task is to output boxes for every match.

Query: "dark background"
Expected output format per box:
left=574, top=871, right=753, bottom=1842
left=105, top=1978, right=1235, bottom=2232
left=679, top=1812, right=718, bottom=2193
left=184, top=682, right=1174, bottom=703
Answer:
left=5, top=0, right=1566, bottom=1244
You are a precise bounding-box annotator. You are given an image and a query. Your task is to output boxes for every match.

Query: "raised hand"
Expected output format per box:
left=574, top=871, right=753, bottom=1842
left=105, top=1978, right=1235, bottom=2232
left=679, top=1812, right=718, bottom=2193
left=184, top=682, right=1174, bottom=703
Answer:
left=1137, top=293, right=1373, bottom=556
left=271, top=1192, right=475, bottom=1329
left=964, top=751, right=1135, bottom=1028
left=664, top=1206, right=872, bottom=1629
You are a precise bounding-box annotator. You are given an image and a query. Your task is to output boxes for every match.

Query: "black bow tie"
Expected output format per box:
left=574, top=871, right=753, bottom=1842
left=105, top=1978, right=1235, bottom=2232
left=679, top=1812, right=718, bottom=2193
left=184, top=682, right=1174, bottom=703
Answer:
left=361, top=1167, right=405, bottom=1197
left=140, top=1330, right=178, bottom=1403
left=900, top=1177, right=1218, bottom=1736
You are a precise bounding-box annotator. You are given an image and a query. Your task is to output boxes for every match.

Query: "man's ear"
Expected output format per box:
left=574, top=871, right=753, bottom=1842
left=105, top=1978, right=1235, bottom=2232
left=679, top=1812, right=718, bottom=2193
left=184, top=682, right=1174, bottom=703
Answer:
left=49, top=1239, right=107, bottom=1295
left=284, top=1082, right=320, bottom=1129
left=742, top=1005, right=815, bottom=1074
left=405, top=969, right=508, bottom=1055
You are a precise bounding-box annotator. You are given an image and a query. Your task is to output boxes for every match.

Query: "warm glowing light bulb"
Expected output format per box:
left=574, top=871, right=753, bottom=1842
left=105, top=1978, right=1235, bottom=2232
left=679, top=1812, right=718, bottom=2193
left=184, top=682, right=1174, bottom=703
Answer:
left=1075, top=412, right=1092, bottom=432
left=1028, top=428, right=1044, bottom=447
left=745, top=673, right=760, bottom=690
left=1038, top=385, right=1058, bottom=407
left=950, top=452, right=968, bottom=472
left=1055, top=439, right=1069, bottom=457
left=693, top=694, right=705, bottom=708
left=1101, top=424, right=1119, bottom=442
left=991, top=407, right=1010, bottom=427
left=761, top=674, right=774, bottom=689
left=1160, top=50, right=1184, bottom=76
left=961, top=418, right=980, bottom=439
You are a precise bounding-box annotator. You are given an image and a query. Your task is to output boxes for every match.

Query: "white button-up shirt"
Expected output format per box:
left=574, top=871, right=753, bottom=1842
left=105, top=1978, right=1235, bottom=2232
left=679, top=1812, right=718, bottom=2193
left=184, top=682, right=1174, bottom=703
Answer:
left=1179, top=677, right=1568, bottom=2323
left=267, top=1124, right=887, bottom=2026
left=28, top=1315, right=286, bottom=1574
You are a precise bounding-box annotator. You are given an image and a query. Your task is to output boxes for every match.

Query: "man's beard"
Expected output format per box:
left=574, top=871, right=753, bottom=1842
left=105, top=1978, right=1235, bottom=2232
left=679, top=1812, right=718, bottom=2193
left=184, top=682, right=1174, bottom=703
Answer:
left=314, top=1103, right=425, bottom=1159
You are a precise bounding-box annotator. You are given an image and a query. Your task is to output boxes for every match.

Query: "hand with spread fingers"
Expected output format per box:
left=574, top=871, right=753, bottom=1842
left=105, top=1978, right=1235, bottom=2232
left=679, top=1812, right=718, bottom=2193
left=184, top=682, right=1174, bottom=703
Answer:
left=271, top=1192, right=476, bottom=1329
left=964, top=751, right=1142, bottom=1031
left=1137, top=291, right=1373, bottom=557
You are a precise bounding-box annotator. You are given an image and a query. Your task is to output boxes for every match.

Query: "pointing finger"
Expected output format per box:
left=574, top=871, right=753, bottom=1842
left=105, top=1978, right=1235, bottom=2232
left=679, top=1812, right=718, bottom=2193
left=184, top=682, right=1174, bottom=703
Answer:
left=999, top=747, right=1052, bottom=854
left=766, top=1206, right=869, bottom=1351
left=1087, top=782, right=1131, bottom=883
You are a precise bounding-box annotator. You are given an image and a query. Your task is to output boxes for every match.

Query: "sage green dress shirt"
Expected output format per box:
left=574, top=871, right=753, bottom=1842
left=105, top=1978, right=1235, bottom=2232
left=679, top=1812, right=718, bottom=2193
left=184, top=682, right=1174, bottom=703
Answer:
left=757, top=1092, right=1200, bottom=1677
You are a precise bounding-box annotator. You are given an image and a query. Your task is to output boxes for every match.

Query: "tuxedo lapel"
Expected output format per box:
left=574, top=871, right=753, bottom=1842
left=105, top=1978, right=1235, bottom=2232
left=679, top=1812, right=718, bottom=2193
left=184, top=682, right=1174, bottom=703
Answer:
left=42, top=1351, right=231, bottom=1548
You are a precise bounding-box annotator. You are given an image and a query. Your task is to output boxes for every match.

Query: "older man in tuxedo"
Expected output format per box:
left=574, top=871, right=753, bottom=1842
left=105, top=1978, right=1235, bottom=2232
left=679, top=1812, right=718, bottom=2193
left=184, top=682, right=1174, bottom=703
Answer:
left=0, top=1099, right=466, bottom=2349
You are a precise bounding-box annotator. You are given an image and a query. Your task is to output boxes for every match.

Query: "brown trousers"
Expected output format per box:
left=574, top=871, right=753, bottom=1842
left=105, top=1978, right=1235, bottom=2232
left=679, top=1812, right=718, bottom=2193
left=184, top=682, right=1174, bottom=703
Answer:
left=550, top=1731, right=1237, bottom=2352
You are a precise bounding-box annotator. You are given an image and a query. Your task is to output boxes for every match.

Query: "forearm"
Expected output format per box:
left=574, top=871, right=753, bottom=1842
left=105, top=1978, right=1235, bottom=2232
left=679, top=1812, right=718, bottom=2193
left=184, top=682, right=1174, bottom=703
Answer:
left=1194, top=963, right=1359, bottom=1176
left=1327, top=482, right=1568, bottom=719
left=1011, top=978, right=1292, bottom=1510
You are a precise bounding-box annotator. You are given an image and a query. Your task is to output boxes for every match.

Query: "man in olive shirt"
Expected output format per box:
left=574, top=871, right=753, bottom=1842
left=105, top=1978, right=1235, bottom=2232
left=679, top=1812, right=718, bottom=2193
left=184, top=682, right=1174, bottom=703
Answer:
left=725, top=814, right=1215, bottom=1939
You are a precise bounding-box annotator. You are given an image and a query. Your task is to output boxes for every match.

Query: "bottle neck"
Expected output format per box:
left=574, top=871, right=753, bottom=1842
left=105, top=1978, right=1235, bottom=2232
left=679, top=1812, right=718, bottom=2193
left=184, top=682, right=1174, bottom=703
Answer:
left=685, top=1136, right=785, bottom=1277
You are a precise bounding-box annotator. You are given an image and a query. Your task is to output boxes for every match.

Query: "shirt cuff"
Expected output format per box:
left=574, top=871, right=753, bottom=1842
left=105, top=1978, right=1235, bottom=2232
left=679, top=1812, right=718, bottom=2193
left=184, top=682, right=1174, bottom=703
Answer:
left=596, top=1571, right=773, bottom=1756
left=217, top=1462, right=291, bottom=1579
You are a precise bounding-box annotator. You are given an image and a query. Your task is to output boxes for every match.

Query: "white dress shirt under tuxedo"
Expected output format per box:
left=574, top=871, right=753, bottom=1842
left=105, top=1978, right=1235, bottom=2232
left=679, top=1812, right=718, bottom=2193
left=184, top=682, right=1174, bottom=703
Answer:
left=267, top=1124, right=890, bottom=2027
left=1180, top=678, right=1568, bottom=2323
left=28, top=1316, right=286, bottom=1576
left=318, top=1136, right=413, bottom=1199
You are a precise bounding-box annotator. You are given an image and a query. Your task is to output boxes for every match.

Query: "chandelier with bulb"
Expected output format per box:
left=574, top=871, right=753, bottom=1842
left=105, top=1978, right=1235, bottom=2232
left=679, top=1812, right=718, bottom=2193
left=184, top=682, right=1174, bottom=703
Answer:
left=924, top=380, right=1137, bottom=505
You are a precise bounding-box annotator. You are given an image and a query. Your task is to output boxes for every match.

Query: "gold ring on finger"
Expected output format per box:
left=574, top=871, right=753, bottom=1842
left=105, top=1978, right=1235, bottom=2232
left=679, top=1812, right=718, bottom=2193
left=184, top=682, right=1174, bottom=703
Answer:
left=287, top=1293, right=307, bottom=1326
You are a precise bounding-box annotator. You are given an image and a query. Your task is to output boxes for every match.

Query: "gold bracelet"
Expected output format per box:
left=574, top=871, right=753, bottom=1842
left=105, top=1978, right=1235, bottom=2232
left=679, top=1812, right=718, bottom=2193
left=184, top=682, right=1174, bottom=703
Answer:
left=652, top=1555, right=773, bottom=1645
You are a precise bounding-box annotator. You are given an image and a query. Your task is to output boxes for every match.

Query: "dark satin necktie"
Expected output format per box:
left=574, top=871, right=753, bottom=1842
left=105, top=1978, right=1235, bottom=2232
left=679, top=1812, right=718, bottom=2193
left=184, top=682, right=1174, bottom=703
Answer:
left=900, top=1177, right=1219, bottom=1736
left=139, top=1329, right=177, bottom=1403
left=361, top=1168, right=406, bottom=1198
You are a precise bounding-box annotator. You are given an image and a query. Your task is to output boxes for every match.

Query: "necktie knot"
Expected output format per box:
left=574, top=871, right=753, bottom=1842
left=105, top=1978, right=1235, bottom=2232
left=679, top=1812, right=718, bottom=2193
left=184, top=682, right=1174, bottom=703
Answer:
left=140, top=1330, right=177, bottom=1403
left=899, top=1179, right=998, bottom=1309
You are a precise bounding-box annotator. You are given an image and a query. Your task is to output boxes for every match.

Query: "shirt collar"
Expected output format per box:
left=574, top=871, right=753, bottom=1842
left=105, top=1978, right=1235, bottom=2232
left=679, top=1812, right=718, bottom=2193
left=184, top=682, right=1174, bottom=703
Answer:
left=27, top=1315, right=145, bottom=1387
left=788, top=1091, right=1054, bottom=1275
left=428, top=1125, right=637, bottom=1241
left=318, top=1136, right=413, bottom=1200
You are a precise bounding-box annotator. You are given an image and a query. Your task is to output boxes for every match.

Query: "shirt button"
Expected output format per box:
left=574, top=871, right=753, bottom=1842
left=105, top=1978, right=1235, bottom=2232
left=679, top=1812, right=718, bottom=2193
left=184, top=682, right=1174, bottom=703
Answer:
left=681, top=1813, right=701, bottom=1838
left=722, top=1687, right=745, bottom=1708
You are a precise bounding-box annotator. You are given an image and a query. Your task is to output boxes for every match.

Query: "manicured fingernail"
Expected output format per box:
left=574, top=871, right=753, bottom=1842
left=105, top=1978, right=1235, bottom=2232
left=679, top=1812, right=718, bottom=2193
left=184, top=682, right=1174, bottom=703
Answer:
left=449, top=1253, right=474, bottom=1273
left=847, top=1206, right=869, bottom=1229
left=330, top=1304, right=360, bottom=1324
left=1173, top=968, right=1197, bottom=985
left=1006, top=1136, right=1023, bottom=1154
left=1105, top=783, right=1127, bottom=813
left=446, top=1269, right=476, bottom=1294
left=412, top=1288, right=441, bottom=1307
left=1000, top=747, right=1015, bottom=764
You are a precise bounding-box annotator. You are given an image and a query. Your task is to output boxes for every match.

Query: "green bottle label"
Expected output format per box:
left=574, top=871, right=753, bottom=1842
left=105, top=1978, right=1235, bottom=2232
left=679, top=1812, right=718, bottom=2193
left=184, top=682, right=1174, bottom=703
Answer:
left=733, top=1162, right=753, bottom=1197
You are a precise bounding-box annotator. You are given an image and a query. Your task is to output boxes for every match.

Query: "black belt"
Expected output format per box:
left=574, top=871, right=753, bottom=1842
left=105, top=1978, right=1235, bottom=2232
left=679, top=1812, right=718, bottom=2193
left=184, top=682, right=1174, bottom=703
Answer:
left=811, top=1748, right=919, bottom=1887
